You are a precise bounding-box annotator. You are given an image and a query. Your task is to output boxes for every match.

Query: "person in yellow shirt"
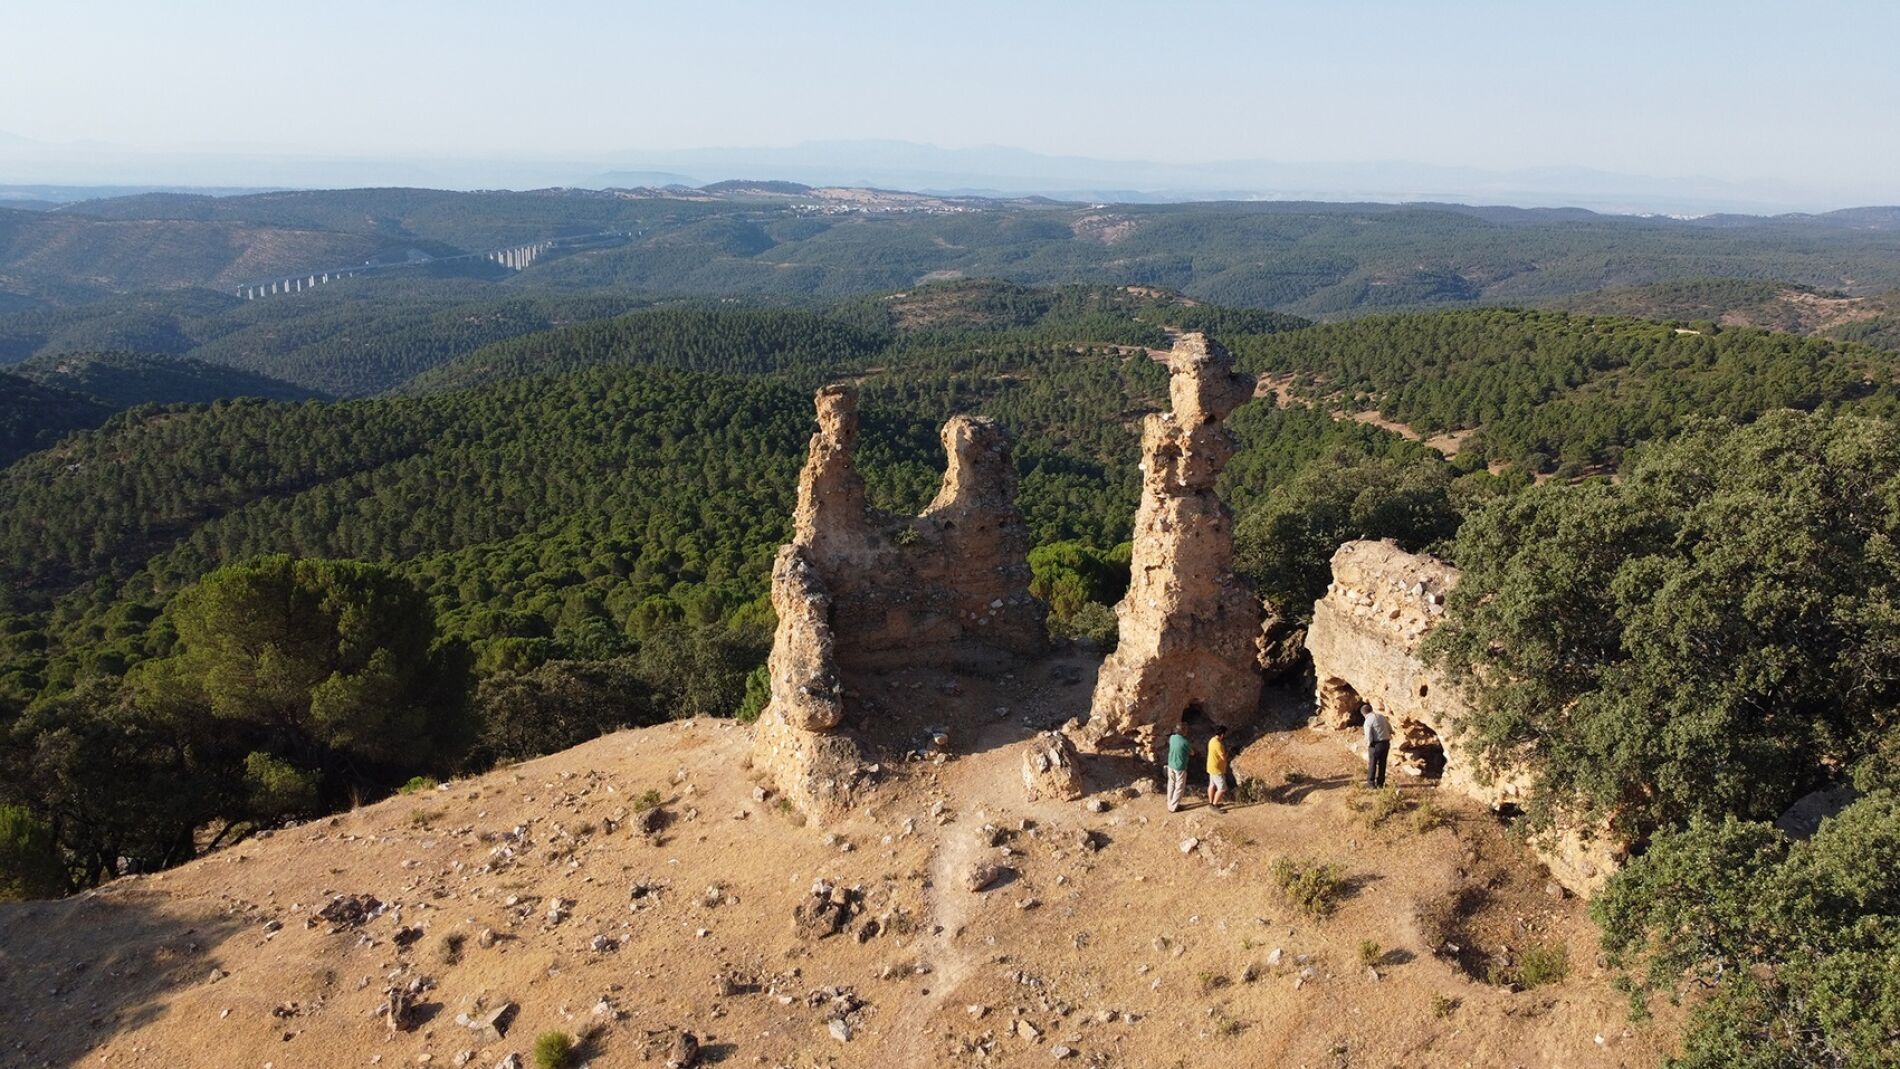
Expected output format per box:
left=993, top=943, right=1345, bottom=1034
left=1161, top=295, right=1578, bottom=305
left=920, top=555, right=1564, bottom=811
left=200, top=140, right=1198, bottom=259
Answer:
left=1205, top=726, right=1231, bottom=811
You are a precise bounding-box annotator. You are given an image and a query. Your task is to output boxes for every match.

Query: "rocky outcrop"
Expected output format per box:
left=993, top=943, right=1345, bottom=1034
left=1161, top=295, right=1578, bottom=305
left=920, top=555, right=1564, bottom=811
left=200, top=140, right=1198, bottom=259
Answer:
left=752, top=386, right=1046, bottom=818
left=1306, top=539, right=1621, bottom=895
left=1083, top=333, right=1263, bottom=757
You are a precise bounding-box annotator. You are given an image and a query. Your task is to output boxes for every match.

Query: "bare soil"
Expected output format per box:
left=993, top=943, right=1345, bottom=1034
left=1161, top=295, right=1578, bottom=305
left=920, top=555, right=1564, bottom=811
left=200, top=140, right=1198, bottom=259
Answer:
left=0, top=662, right=1674, bottom=1069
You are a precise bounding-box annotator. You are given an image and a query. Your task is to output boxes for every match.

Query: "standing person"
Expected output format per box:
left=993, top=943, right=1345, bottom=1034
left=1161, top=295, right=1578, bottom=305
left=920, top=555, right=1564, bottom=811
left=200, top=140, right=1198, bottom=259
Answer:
left=1165, top=722, right=1194, bottom=813
left=1205, top=726, right=1231, bottom=811
left=1362, top=703, right=1392, bottom=788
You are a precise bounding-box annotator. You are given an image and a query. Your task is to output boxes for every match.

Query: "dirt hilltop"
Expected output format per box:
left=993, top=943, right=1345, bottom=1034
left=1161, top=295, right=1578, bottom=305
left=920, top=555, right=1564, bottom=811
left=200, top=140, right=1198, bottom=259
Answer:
left=0, top=657, right=1673, bottom=1069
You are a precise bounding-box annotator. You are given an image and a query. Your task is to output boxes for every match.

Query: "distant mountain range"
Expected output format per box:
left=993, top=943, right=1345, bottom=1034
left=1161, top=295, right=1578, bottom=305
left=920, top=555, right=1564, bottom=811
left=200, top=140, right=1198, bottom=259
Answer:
left=1, top=135, right=1889, bottom=217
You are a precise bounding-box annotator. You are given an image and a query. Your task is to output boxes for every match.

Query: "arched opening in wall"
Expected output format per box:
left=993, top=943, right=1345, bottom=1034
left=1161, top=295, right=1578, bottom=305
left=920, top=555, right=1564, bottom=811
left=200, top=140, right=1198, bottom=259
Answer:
left=1316, top=676, right=1363, bottom=728
left=1399, top=719, right=1447, bottom=779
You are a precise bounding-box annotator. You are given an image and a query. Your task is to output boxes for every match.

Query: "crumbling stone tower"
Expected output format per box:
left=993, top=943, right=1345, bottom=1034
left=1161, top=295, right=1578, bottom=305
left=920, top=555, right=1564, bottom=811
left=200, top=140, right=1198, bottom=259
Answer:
left=1083, top=333, right=1263, bottom=757
left=753, top=386, right=1046, bottom=817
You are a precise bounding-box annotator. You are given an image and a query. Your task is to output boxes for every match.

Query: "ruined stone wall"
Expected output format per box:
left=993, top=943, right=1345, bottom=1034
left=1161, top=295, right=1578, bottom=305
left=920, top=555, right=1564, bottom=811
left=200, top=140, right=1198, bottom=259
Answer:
left=1306, top=539, right=1620, bottom=894
left=752, top=386, right=1046, bottom=817
left=1084, top=333, right=1263, bottom=758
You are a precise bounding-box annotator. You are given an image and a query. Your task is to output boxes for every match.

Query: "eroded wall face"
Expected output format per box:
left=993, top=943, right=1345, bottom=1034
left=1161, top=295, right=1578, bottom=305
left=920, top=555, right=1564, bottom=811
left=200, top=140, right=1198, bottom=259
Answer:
left=1305, top=539, right=1621, bottom=895
left=1084, top=333, right=1264, bottom=757
left=752, top=388, right=1046, bottom=818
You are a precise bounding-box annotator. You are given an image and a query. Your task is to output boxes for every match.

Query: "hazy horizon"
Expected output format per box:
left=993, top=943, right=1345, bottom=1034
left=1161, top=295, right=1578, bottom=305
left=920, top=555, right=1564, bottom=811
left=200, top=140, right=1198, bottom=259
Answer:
left=2, top=0, right=1896, bottom=213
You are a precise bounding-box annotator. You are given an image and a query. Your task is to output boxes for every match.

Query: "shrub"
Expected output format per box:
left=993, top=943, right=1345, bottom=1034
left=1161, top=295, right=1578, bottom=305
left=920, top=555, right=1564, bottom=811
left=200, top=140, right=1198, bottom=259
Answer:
left=244, top=752, right=321, bottom=818
left=1485, top=940, right=1569, bottom=989
left=1049, top=600, right=1118, bottom=646
left=398, top=776, right=438, bottom=795
left=472, top=656, right=656, bottom=764
left=1272, top=857, right=1348, bottom=918
left=1407, top=799, right=1445, bottom=834
left=1230, top=776, right=1269, bottom=805
left=1514, top=941, right=1569, bottom=989
left=0, top=804, right=64, bottom=900
left=532, top=1031, right=575, bottom=1069
left=1357, top=939, right=1382, bottom=967
left=735, top=664, right=769, bottom=724
left=1234, top=452, right=1458, bottom=622
left=1350, top=787, right=1412, bottom=829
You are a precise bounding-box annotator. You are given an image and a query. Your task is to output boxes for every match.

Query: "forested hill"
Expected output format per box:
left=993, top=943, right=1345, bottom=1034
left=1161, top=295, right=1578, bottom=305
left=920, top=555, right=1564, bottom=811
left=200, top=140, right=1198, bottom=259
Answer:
left=13, top=351, right=319, bottom=406
left=1550, top=278, right=1900, bottom=353
left=0, top=284, right=656, bottom=397
left=7, top=296, right=1900, bottom=697
left=10, top=188, right=1900, bottom=324
left=398, top=281, right=1296, bottom=395
left=0, top=372, right=109, bottom=467
left=1234, top=308, right=1900, bottom=471
left=0, top=351, right=321, bottom=465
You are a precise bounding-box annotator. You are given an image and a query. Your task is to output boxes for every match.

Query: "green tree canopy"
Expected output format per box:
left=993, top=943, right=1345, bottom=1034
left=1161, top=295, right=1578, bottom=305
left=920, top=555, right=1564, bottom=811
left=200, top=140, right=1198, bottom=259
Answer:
left=1234, top=451, right=1460, bottom=620
left=1426, top=412, right=1900, bottom=838
left=130, top=555, right=474, bottom=800
left=1593, top=790, right=1900, bottom=1068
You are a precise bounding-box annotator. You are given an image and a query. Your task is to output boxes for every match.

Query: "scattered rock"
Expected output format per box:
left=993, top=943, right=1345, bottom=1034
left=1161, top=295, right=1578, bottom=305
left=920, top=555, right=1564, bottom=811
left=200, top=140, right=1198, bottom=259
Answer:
left=793, top=879, right=860, bottom=938
left=828, top=1018, right=853, bottom=1042
left=965, top=863, right=1013, bottom=892
left=667, top=1031, right=700, bottom=1068
left=316, top=894, right=385, bottom=930
left=469, top=1002, right=516, bottom=1043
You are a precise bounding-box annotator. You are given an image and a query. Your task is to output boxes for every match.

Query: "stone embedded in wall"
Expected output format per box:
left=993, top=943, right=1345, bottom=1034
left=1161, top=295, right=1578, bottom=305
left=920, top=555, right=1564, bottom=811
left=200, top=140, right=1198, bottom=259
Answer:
left=1083, top=333, right=1263, bottom=758
left=1305, top=538, right=1622, bottom=895
left=751, top=385, right=1047, bottom=819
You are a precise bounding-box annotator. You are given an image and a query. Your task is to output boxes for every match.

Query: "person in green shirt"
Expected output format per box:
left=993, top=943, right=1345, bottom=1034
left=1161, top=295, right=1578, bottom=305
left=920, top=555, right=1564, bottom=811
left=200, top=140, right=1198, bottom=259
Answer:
left=1166, top=715, right=1196, bottom=813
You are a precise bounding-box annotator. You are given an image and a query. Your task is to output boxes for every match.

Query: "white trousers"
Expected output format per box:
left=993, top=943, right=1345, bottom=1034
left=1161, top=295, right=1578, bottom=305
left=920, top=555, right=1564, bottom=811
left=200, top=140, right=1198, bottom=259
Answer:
left=1166, top=768, right=1188, bottom=811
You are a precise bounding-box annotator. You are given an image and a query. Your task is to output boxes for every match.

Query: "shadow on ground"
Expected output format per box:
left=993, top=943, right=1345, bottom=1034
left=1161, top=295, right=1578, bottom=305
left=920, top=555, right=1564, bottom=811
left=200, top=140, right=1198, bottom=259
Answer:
left=0, top=886, right=245, bottom=1068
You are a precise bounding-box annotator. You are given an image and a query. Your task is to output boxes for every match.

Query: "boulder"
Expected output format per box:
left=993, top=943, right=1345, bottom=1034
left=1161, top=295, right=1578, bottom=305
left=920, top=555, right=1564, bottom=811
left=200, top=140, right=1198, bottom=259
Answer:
left=1021, top=731, right=1086, bottom=801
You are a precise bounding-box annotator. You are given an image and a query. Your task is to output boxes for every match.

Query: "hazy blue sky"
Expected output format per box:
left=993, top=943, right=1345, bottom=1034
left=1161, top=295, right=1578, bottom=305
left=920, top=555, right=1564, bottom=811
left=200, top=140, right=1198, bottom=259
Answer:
left=3, top=0, right=1894, bottom=196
